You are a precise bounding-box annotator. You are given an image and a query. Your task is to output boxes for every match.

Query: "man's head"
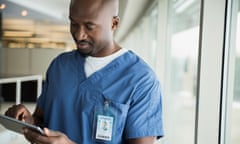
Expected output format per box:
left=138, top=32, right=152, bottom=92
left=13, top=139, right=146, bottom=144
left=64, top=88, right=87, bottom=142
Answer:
left=69, top=0, right=120, bottom=57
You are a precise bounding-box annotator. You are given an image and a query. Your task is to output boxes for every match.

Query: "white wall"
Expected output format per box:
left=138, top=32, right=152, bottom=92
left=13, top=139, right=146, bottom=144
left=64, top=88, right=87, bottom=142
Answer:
left=0, top=48, right=64, bottom=78
left=30, top=48, right=63, bottom=77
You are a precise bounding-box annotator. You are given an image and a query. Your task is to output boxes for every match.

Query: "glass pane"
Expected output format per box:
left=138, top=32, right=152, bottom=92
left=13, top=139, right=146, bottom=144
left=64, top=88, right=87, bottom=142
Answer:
left=231, top=1, right=240, bottom=143
left=121, top=5, right=159, bottom=70
left=164, top=0, right=201, bottom=143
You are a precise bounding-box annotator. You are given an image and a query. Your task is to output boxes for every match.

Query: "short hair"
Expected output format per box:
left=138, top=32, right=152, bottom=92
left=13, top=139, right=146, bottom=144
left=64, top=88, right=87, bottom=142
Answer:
left=70, top=0, right=119, bottom=16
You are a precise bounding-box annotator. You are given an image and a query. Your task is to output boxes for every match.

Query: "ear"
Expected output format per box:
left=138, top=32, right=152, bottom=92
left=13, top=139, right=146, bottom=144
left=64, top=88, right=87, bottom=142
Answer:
left=112, top=16, right=120, bottom=30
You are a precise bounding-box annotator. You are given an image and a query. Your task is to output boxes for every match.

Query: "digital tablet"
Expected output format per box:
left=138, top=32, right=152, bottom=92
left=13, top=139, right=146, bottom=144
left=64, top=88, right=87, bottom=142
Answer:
left=0, top=114, right=45, bottom=136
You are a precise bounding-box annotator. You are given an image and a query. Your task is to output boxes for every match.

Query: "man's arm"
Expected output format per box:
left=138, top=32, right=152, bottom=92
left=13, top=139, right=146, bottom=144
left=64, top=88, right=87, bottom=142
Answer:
left=124, top=136, right=156, bottom=144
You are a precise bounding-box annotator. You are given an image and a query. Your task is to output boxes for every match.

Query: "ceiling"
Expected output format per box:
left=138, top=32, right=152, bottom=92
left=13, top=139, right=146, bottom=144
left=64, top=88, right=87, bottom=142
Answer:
left=0, top=0, right=151, bottom=49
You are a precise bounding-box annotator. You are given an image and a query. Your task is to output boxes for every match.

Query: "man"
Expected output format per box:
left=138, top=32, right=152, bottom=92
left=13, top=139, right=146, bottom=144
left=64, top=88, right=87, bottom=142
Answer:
left=5, top=0, right=164, bottom=143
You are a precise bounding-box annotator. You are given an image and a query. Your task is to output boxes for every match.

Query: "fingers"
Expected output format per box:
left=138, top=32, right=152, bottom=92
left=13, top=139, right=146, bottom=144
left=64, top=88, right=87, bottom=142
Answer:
left=23, top=128, right=48, bottom=144
left=5, top=104, right=22, bottom=118
left=15, top=107, right=27, bottom=121
left=23, top=128, right=75, bottom=144
left=23, top=128, right=66, bottom=144
left=23, top=129, right=39, bottom=144
left=43, top=128, right=62, bottom=137
left=5, top=104, right=33, bottom=123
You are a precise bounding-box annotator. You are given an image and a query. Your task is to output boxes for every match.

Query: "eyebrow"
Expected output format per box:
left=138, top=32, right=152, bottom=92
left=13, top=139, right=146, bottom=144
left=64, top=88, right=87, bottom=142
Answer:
left=68, top=16, right=98, bottom=25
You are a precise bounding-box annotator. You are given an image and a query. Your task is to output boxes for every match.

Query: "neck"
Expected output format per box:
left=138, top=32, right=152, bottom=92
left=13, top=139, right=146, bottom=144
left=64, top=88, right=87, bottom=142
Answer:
left=93, top=41, right=121, bottom=57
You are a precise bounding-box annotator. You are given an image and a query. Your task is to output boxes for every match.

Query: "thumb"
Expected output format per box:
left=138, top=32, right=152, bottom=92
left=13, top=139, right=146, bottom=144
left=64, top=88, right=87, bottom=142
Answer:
left=43, top=128, right=62, bottom=137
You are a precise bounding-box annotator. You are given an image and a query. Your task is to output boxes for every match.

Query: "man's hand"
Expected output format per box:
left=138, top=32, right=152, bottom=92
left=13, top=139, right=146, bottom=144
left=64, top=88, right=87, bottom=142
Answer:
left=5, top=104, right=34, bottom=124
left=23, top=128, right=75, bottom=144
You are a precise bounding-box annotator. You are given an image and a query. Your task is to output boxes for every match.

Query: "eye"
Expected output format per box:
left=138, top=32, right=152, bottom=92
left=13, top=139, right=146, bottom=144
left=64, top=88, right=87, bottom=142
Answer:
left=70, top=21, right=78, bottom=27
left=85, top=22, right=96, bottom=30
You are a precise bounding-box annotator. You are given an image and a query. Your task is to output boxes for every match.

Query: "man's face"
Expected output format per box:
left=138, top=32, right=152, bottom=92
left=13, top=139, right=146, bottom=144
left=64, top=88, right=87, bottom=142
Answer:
left=69, top=0, right=118, bottom=57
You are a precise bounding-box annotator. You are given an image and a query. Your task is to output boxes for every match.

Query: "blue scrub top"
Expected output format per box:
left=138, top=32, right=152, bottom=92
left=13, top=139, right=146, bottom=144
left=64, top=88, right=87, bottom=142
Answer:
left=37, top=50, right=164, bottom=143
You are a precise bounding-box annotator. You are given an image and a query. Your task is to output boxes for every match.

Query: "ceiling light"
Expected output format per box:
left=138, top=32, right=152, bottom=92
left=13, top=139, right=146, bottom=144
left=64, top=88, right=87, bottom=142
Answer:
left=0, top=3, right=6, bottom=9
left=21, top=10, right=28, bottom=16
left=3, top=31, right=34, bottom=37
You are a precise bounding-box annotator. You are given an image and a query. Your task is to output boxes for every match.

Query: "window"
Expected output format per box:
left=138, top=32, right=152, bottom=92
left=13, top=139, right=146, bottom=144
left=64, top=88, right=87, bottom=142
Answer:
left=221, top=0, right=240, bottom=143
left=121, top=4, right=159, bottom=69
left=230, top=0, right=240, bottom=143
left=164, top=0, right=201, bottom=143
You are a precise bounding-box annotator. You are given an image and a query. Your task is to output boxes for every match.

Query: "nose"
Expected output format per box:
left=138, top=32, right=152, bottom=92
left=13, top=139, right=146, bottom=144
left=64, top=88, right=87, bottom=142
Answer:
left=75, top=26, right=88, bottom=40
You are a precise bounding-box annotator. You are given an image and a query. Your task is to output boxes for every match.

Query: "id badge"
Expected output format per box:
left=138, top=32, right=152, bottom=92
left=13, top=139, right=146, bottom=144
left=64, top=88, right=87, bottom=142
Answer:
left=93, top=100, right=115, bottom=142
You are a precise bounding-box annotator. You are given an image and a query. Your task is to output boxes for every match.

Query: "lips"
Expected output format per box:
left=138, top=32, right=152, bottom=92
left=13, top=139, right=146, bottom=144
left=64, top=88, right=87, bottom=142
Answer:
left=76, top=40, right=92, bottom=49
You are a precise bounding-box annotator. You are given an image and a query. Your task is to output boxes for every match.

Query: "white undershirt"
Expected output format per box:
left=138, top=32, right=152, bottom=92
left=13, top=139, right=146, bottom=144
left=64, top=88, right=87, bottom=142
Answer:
left=84, top=48, right=128, bottom=77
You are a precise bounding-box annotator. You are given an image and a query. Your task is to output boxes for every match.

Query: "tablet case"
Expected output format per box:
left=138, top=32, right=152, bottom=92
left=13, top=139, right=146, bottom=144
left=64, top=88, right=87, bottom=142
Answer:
left=0, top=114, right=44, bottom=135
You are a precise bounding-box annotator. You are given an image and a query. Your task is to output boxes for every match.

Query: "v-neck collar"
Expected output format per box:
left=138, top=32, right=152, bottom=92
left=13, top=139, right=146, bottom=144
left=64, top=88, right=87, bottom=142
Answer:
left=75, top=50, right=131, bottom=87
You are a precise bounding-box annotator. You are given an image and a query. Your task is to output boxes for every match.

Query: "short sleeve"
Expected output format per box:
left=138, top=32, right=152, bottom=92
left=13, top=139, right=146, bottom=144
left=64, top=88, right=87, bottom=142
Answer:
left=36, top=57, right=56, bottom=110
left=123, top=80, right=164, bottom=139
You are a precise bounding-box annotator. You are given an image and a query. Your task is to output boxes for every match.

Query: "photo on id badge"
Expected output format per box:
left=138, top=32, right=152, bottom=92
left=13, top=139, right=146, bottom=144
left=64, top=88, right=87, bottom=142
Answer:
left=93, top=100, right=116, bottom=143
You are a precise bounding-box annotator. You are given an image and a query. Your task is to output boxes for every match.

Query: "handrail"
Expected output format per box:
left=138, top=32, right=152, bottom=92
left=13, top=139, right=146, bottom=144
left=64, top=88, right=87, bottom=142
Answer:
left=0, top=75, right=43, bottom=104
